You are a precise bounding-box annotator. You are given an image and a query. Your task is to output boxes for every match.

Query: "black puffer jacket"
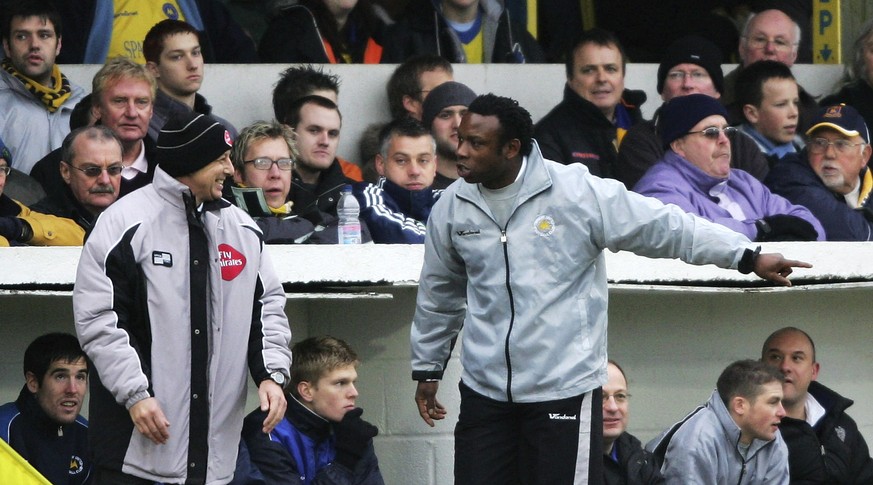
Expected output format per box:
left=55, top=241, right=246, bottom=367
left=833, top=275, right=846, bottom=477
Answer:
left=534, top=84, right=646, bottom=179
left=603, top=432, right=664, bottom=485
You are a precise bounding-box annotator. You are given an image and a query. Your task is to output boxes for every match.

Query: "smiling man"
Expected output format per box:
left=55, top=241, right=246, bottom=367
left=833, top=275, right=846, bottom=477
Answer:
left=353, top=117, right=441, bottom=243
left=634, top=93, right=825, bottom=242
left=534, top=28, right=646, bottom=179
left=237, top=336, right=384, bottom=484
left=649, top=360, right=789, bottom=484
left=760, top=327, right=873, bottom=483
left=0, top=1, right=86, bottom=175
left=412, top=93, right=810, bottom=485
left=0, top=333, right=91, bottom=484
left=144, top=19, right=237, bottom=142
left=74, top=111, right=291, bottom=484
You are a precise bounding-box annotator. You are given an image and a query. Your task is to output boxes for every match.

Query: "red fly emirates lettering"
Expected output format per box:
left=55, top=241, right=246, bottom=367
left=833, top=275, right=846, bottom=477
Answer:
left=218, top=244, right=247, bottom=281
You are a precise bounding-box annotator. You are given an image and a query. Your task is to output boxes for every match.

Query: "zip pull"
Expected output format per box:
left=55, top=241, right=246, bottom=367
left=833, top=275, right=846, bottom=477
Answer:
left=501, top=231, right=507, bottom=243
left=57, top=425, right=63, bottom=437
left=821, top=444, right=826, bottom=456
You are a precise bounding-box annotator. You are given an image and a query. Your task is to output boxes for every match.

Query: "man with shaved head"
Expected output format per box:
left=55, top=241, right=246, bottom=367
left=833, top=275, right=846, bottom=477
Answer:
left=761, top=327, right=873, bottom=483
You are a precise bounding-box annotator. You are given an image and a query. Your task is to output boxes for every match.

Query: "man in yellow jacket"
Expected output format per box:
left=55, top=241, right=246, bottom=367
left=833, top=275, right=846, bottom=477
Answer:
left=0, top=138, right=85, bottom=246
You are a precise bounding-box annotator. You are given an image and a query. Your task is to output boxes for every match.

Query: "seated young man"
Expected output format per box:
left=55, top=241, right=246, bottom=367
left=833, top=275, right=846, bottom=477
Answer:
left=647, top=359, right=789, bottom=485
left=230, top=120, right=371, bottom=244
left=0, top=333, right=91, bottom=484
left=735, top=60, right=805, bottom=164
left=236, top=336, right=385, bottom=484
left=353, top=117, right=442, bottom=243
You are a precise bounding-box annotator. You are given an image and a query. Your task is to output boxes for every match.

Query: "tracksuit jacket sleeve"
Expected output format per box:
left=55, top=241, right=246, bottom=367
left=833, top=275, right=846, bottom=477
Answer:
left=410, top=197, right=468, bottom=380
left=591, top=176, right=749, bottom=269
left=247, top=243, right=293, bottom=384
left=74, top=221, right=153, bottom=409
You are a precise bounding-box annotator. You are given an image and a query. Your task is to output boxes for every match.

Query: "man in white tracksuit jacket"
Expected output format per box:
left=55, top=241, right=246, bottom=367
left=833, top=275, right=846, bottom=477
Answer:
left=74, top=112, right=292, bottom=484
left=410, top=94, right=809, bottom=485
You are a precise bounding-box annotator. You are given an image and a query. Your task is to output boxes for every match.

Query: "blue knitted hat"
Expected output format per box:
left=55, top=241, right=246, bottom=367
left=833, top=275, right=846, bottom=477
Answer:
left=659, top=94, right=729, bottom=148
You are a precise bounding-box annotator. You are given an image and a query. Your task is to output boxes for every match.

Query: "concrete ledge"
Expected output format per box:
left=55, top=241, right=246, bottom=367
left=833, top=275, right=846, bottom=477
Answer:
left=2, top=242, right=871, bottom=290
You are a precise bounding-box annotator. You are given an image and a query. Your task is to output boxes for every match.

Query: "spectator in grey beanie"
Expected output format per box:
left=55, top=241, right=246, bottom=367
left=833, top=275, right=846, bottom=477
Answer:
left=421, top=81, right=477, bottom=189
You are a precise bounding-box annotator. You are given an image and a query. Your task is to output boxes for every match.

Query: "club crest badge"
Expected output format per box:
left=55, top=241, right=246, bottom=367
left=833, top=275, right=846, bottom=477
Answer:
left=534, top=215, right=555, bottom=237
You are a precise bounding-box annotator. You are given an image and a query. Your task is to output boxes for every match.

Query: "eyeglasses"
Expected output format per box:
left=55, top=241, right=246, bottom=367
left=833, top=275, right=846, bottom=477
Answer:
left=0, top=166, right=10, bottom=176
left=603, top=392, right=630, bottom=404
left=686, top=126, right=737, bottom=140
left=63, top=161, right=124, bottom=177
left=244, top=157, right=294, bottom=171
left=666, top=70, right=710, bottom=82
left=807, top=138, right=867, bottom=155
left=744, top=35, right=797, bottom=53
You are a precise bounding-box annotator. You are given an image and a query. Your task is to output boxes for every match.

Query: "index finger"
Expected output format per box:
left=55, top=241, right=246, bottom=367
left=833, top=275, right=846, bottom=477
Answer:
left=783, top=259, right=812, bottom=269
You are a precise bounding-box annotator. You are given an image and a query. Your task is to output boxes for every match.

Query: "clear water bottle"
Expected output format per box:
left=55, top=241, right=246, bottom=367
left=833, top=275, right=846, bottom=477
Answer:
left=337, top=185, right=362, bottom=244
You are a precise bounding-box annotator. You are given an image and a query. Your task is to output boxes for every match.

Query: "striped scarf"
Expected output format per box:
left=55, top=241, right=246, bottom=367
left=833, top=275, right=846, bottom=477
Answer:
left=2, top=58, right=72, bottom=113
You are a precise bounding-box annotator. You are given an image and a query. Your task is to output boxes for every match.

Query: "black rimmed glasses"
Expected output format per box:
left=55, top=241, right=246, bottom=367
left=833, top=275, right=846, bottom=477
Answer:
left=686, top=126, right=737, bottom=140
left=807, top=138, right=867, bottom=155
left=63, top=161, right=124, bottom=177
left=0, top=166, right=10, bottom=176
left=244, top=157, right=294, bottom=171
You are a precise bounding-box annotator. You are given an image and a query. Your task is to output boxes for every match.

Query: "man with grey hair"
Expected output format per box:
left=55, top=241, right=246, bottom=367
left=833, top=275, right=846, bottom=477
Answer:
left=31, top=57, right=158, bottom=200
left=31, top=125, right=123, bottom=237
left=723, top=9, right=819, bottom=131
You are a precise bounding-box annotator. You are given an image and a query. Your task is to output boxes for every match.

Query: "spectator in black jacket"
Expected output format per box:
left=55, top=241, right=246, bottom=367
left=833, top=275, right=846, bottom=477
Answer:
left=534, top=28, right=645, bottom=179
left=761, top=327, right=873, bottom=483
left=603, top=360, right=664, bottom=485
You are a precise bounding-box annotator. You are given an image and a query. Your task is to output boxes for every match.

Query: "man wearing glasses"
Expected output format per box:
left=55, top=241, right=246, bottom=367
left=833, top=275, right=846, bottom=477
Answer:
left=230, top=120, right=371, bottom=244
left=766, top=104, right=873, bottom=241
left=31, top=57, right=158, bottom=201
left=634, top=93, right=824, bottom=242
left=602, top=360, right=663, bottom=485
left=31, top=125, right=123, bottom=236
left=723, top=9, right=819, bottom=132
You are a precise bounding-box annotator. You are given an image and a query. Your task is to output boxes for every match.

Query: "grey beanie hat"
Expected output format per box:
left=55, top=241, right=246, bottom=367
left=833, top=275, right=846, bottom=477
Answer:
left=157, top=112, right=233, bottom=177
left=421, top=81, right=477, bottom=127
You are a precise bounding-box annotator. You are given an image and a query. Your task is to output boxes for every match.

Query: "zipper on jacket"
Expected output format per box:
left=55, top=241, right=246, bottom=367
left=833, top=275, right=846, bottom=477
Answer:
left=737, top=462, right=746, bottom=485
left=501, top=229, right=515, bottom=402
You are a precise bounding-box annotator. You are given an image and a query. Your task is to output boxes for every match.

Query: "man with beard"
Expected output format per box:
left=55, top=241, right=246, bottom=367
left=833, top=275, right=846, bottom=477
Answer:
left=420, top=81, right=476, bottom=189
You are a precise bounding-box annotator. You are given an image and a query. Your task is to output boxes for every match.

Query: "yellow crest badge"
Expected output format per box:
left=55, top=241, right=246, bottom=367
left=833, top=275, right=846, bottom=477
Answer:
left=534, top=215, right=555, bottom=237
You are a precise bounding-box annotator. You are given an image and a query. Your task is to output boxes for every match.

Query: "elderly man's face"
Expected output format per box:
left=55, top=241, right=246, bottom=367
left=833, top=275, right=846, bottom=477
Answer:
left=863, top=33, right=873, bottom=86
left=807, top=128, right=871, bottom=195
left=568, top=42, right=625, bottom=120
left=60, top=135, right=123, bottom=215
left=92, top=78, right=154, bottom=147
left=740, top=9, right=798, bottom=66
left=671, top=115, right=733, bottom=178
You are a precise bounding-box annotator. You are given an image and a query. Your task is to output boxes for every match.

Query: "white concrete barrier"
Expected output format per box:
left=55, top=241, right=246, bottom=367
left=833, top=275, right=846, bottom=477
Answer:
left=2, top=243, right=872, bottom=484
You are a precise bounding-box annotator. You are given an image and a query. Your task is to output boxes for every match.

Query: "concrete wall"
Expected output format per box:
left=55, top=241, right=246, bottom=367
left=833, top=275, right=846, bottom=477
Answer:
left=2, top=244, right=873, bottom=484
left=61, top=63, right=846, bottom=167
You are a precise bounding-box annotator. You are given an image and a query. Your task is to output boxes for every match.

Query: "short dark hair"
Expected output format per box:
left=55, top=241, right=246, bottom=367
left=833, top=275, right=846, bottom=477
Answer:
left=386, top=55, right=453, bottom=119
left=735, top=60, right=796, bottom=110
left=284, top=95, right=341, bottom=127
left=23, top=333, right=87, bottom=383
left=761, top=326, right=816, bottom=362
left=143, top=19, right=202, bottom=64
left=61, top=125, right=123, bottom=166
left=290, top=336, right=359, bottom=398
left=467, top=93, right=534, bottom=157
left=566, top=28, right=626, bottom=79
left=716, top=359, right=784, bottom=406
left=272, top=66, right=340, bottom=123
left=378, top=116, right=433, bottom=159
left=2, top=0, right=62, bottom=42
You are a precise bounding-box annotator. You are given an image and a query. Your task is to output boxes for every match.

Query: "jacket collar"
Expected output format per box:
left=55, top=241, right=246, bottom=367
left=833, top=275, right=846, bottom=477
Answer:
left=15, top=384, right=72, bottom=437
left=286, top=394, right=332, bottom=442
left=454, top=140, right=552, bottom=216
left=152, top=166, right=231, bottom=213
left=708, top=389, right=776, bottom=459
left=663, top=150, right=730, bottom=192
left=378, top=177, right=435, bottom=214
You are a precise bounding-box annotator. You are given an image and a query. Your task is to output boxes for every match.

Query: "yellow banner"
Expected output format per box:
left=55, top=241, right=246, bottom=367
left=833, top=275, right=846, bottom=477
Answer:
left=0, top=439, right=51, bottom=485
left=813, top=0, right=841, bottom=64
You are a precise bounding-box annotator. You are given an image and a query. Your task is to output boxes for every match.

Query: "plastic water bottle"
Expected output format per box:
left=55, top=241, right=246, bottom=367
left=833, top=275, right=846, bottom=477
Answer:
left=337, top=185, right=362, bottom=244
